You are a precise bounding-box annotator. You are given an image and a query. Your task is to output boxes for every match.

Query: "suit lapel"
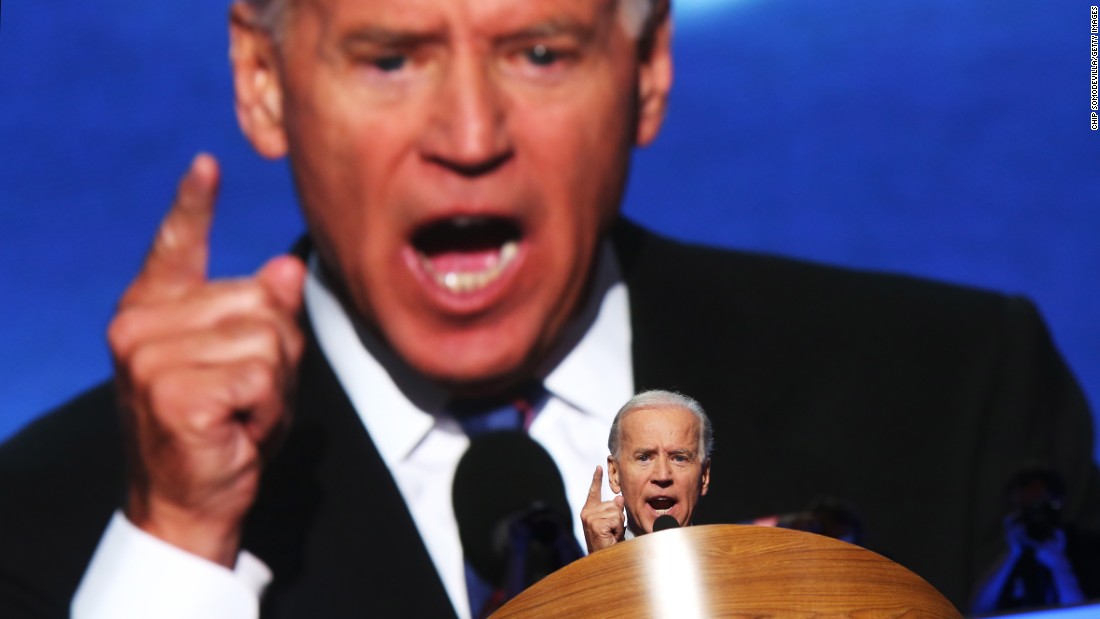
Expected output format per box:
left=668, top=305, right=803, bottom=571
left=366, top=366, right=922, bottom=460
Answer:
left=613, top=219, right=767, bottom=398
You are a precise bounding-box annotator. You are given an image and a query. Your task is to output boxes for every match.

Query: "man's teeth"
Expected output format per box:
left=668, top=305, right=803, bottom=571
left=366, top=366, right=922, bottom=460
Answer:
left=422, top=240, right=519, bottom=293
left=649, top=497, right=675, bottom=514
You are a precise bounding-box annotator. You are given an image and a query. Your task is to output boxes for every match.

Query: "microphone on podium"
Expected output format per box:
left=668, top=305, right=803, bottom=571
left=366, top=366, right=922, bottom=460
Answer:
left=652, top=514, right=680, bottom=532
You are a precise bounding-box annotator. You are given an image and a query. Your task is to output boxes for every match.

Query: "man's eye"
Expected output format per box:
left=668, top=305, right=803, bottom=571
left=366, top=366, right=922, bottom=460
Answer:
left=525, top=44, right=558, bottom=67
left=373, top=54, right=407, bottom=72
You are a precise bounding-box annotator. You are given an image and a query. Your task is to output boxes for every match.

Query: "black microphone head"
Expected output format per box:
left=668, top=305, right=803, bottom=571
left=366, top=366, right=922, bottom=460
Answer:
left=653, top=514, right=680, bottom=532
left=452, top=431, right=576, bottom=587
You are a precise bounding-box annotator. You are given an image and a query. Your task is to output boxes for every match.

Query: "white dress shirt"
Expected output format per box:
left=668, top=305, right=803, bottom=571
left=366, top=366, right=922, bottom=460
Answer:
left=72, top=243, right=633, bottom=619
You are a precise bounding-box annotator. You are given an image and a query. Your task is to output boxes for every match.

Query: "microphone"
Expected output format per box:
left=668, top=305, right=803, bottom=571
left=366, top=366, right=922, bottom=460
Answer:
left=653, top=514, right=680, bottom=532
left=452, top=431, right=583, bottom=599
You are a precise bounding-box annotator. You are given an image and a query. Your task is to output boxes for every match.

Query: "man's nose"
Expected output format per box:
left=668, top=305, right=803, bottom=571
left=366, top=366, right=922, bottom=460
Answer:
left=651, top=459, right=673, bottom=487
left=420, top=51, right=512, bottom=176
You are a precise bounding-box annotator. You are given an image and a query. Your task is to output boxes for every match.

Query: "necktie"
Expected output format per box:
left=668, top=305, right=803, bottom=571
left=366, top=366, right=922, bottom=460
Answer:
left=451, top=388, right=540, bottom=437
left=450, top=386, right=583, bottom=618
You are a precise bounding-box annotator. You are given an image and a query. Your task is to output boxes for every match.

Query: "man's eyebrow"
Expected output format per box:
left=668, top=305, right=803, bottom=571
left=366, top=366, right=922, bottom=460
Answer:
left=339, top=25, right=444, bottom=48
left=494, top=18, right=598, bottom=45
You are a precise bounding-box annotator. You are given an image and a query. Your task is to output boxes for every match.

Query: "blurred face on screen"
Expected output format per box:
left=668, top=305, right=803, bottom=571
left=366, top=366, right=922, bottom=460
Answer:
left=229, top=0, right=671, bottom=393
left=609, top=406, right=711, bottom=536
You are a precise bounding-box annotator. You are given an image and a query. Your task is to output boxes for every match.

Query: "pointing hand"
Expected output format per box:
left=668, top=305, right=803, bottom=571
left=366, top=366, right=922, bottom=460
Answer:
left=579, top=465, right=625, bottom=553
left=108, top=154, right=306, bottom=567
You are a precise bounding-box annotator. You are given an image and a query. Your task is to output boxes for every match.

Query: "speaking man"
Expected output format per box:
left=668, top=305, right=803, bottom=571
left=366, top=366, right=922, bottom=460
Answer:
left=1, top=0, right=1098, bottom=616
left=581, top=390, right=712, bottom=553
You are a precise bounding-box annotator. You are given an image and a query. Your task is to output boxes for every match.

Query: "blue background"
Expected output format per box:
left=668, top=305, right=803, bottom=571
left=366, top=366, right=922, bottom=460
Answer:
left=2, top=0, right=1098, bottom=461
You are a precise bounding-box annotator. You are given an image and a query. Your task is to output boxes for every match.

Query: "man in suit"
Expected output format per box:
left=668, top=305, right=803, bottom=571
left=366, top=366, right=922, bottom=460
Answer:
left=1, top=0, right=1098, bottom=617
left=580, top=390, right=713, bottom=553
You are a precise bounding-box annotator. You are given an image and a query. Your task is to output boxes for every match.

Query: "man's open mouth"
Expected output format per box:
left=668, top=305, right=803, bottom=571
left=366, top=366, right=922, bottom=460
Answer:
left=648, top=496, right=677, bottom=516
left=411, top=216, right=523, bottom=294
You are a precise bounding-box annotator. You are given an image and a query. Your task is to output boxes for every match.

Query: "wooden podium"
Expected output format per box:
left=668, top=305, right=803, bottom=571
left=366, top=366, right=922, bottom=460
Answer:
left=491, top=524, right=962, bottom=618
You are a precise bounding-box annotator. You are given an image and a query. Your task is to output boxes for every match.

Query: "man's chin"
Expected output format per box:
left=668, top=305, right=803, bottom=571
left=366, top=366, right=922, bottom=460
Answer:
left=388, top=320, right=561, bottom=397
left=407, top=346, right=542, bottom=398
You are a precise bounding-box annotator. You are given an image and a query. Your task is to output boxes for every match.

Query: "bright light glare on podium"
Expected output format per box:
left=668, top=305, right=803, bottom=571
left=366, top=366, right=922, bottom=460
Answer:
left=647, top=529, right=706, bottom=618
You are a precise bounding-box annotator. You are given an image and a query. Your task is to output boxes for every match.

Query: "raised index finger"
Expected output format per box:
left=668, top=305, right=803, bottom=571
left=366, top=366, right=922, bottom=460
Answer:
left=127, top=154, right=220, bottom=304
left=584, top=465, right=605, bottom=508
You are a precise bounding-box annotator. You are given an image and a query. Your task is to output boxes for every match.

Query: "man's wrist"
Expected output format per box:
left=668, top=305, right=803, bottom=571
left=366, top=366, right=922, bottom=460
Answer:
left=126, top=493, right=243, bottom=568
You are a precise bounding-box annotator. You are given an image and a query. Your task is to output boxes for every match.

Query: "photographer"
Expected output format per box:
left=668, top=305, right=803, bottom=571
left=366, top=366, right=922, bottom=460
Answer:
left=971, top=465, right=1086, bottom=613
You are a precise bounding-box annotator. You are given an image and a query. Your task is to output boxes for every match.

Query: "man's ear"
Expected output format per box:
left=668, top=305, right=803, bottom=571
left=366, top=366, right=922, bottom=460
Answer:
left=635, top=0, right=673, bottom=147
left=700, top=457, right=711, bottom=497
left=608, top=456, right=622, bottom=494
left=229, top=2, right=288, bottom=159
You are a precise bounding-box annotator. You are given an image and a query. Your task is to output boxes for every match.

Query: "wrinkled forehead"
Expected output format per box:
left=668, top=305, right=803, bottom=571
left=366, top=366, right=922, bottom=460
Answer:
left=621, top=406, right=702, bottom=450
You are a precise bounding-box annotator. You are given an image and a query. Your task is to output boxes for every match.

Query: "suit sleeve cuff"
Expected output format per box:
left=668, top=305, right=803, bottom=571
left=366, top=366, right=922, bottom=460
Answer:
left=72, top=510, right=271, bottom=619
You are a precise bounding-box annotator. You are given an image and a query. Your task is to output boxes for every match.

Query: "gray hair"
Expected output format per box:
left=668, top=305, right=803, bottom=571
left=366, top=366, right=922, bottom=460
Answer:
left=242, top=0, right=289, bottom=35
left=241, top=0, right=659, bottom=41
left=608, top=390, right=713, bottom=461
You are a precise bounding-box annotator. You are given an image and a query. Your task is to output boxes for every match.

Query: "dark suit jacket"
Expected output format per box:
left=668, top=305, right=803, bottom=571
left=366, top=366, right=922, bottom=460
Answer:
left=2, top=220, right=1098, bottom=617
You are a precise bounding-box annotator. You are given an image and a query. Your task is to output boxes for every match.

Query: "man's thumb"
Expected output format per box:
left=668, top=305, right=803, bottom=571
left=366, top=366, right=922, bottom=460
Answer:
left=257, top=254, right=307, bottom=313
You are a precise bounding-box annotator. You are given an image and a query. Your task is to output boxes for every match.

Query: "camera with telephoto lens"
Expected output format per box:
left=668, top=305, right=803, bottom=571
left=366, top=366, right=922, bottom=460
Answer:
left=1016, top=498, right=1062, bottom=542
